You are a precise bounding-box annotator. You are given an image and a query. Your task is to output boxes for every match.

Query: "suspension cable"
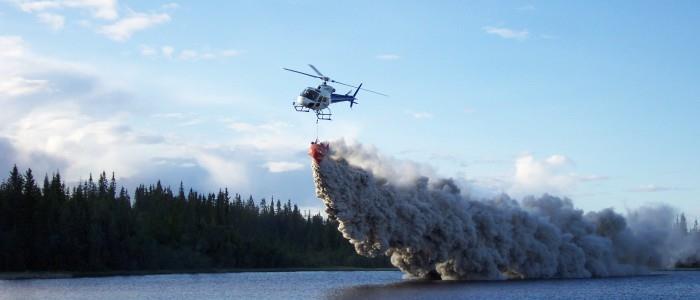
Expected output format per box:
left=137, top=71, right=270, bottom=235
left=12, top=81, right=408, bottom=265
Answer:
left=315, top=120, right=319, bottom=142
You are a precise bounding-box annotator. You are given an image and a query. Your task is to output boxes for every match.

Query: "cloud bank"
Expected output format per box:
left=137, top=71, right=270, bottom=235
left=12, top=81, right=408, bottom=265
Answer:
left=0, top=35, right=315, bottom=205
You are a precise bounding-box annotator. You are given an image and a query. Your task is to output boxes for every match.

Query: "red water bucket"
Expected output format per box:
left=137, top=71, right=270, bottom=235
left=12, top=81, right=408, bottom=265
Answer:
left=309, top=142, right=329, bottom=163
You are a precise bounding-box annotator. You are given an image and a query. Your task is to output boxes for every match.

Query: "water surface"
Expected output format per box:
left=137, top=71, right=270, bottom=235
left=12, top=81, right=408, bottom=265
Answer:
left=1, top=270, right=699, bottom=299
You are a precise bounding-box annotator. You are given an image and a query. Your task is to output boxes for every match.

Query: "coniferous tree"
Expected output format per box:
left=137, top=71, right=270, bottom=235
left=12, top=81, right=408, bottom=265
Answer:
left=0, top=167, right=391, bottom=272
left=679, top=213, right=688, bottom=235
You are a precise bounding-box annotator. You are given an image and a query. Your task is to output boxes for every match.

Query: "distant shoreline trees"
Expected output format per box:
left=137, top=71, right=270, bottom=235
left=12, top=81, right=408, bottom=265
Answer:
left=0, top=166, right=390, bottom=272
left=673, top=213, right=700, bottom=268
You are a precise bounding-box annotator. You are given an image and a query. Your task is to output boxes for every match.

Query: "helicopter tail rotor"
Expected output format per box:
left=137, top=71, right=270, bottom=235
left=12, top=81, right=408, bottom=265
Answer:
left=353, top=83, right=363, bottom=97
left=350, top=83, right=362, bottom=108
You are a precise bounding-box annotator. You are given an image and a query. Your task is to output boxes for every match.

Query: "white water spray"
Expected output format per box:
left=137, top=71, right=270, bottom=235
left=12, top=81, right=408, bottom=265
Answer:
left=311, top=140, right=697, bottom=280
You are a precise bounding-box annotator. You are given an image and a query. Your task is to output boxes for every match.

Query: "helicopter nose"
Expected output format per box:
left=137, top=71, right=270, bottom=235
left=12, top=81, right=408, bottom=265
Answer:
left=295, top=96, right=308, bottom=106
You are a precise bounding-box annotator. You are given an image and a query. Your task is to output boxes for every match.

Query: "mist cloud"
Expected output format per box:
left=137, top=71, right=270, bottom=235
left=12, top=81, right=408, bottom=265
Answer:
left=312, top=140, right=699, bottom=280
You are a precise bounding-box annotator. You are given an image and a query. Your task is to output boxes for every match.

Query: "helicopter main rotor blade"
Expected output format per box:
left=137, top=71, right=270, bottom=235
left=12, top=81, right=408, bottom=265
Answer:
left=285, top=66, right=388, bottom=96
left=308, top=64, right=325, bottom=77
left=332, top=80, right=389, bottom=97
left=283, top=68, right=323, bottom=80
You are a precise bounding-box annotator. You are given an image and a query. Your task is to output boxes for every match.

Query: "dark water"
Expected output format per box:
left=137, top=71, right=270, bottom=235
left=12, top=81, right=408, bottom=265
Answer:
left=1, top=270, right=699, bottom=299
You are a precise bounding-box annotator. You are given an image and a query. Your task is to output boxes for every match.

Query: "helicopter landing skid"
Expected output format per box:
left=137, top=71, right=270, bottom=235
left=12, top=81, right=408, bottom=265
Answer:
left=315, top=108, right=332, bottom=121
left=293, top=104, right=310, bottom=112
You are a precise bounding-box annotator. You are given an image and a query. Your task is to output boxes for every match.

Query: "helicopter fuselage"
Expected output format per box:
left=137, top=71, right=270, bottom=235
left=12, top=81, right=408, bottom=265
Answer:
left=295, top=84, right=335, bottom=111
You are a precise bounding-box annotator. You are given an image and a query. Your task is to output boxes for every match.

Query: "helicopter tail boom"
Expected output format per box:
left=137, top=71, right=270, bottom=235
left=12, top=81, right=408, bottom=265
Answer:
left=330, top=83, right=362, bottom=108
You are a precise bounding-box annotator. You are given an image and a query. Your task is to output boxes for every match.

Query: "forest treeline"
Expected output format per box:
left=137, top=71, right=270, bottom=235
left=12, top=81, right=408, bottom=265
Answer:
left=0, top=166, right=390, bottom=272
left=674, top=213, right=700, bottom=268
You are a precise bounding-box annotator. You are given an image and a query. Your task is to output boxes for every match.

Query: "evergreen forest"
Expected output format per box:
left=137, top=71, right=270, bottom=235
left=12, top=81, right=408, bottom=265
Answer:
left=0, top=166, right=390, bottom=272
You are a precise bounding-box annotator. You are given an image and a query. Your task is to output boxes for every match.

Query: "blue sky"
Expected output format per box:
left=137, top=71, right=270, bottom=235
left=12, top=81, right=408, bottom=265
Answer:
left=0, top=1, right=698, bottom=217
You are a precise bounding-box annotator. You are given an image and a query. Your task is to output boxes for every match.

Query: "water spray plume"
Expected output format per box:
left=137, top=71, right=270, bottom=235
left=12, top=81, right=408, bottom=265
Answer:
left=310, top=140, right=699, bottom=280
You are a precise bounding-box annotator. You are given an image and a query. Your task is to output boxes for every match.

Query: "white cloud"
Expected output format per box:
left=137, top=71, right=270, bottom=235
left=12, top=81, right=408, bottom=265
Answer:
left=152, top=112, right=186, bottom=119
left=0, top=34, right=163, bottom=180
left=406, top=110, right=433, bottom=119
left=196, top=152, right=248, bottom=187
left=178, top=48, right=241, bottom=61
left=4, top=101, right=276, bottom=193
left=413, top=112, right=433, bottom=119
left=376, top=54, right=400, bottom=60
left=228, top=121, right=257, bottom=133
left=224, top=120, right=304, bottom=151
left=545, top=154, right=570, bottom=166
left=178, top=118, right=202, bottom=127
left=15, top=0, right=62, bottom=13
left=505, top=154, right=610, bottom=198
left=0, top=76, right=50, bottom=97
left=140, top=45, right=156, bottom=56
left=1, top=85, right=243, bottom=193
left=508, top=154, right=575, bottom=197
left=235, top=117, right=316, bottom=132
left=11, top=1, right=176, bottom=40
left=0, top=36, right=94, bottom=95
left=99, top=12, right=171, bottom=41
left=577, top=174, right=609, bottom=182
left=630, top=184, right=678, bottom=193
left=221, top=49, right=241, bottom=57
left=37, top=12, right=65, bottom=30
left=516, top=4, right=536, bottom=11
left=139, top=46, right=239, bottom=61
left=0, top=36, right=26, bottom=57
left=161, top=2, right=179, bottom=10
left=152, top=112, right=202, bottom=126
left=161, top=45, right=174, bottom=58
left=64, top=0, right=118, bottom=20
left=178, top=49, right=198, bottom=60
left=483, top=26, right=529, bottom=41
left=77, top=19, right=92, bottom=27
left=6, top=104, right=163, bottom=179
left=13, top=0, right=118, bottom=20
left=264, top=161, right=304, bottom=173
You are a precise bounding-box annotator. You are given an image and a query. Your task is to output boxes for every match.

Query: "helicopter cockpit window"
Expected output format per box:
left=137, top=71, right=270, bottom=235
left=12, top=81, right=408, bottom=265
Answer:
left=301, top=89, right=320, bottom=100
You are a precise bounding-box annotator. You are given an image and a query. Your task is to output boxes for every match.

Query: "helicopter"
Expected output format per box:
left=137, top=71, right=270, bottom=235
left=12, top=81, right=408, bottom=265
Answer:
left=283, top=64, right=387, bottom=121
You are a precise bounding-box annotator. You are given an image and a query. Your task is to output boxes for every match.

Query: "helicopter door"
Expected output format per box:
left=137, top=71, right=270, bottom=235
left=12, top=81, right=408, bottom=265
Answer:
left=301, top=88, right=320, bottom=101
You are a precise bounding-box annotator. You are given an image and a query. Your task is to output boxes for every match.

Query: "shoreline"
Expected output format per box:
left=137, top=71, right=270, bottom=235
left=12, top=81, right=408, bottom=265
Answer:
left=0, top=267, right=399, bottom=280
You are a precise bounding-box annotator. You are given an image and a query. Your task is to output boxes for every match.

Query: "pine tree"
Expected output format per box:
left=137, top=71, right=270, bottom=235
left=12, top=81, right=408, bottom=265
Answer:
left=259, top=198, right=267, bottom=215
left=679, top=213, right=688, bottom=235
left=21, top=169, right=43, bottom=269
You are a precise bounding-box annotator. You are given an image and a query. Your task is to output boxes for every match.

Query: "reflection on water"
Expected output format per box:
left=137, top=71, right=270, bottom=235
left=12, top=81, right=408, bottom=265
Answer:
left=0, top=271, right=400, bottom=300
left=330, top=272, right=698, bottom=300
left=1, top=270, right=699, bottom=300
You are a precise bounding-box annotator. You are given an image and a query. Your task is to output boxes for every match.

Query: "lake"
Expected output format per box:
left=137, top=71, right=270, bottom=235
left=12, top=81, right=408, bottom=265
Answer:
left=1, top=270, right=699, bottom=299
